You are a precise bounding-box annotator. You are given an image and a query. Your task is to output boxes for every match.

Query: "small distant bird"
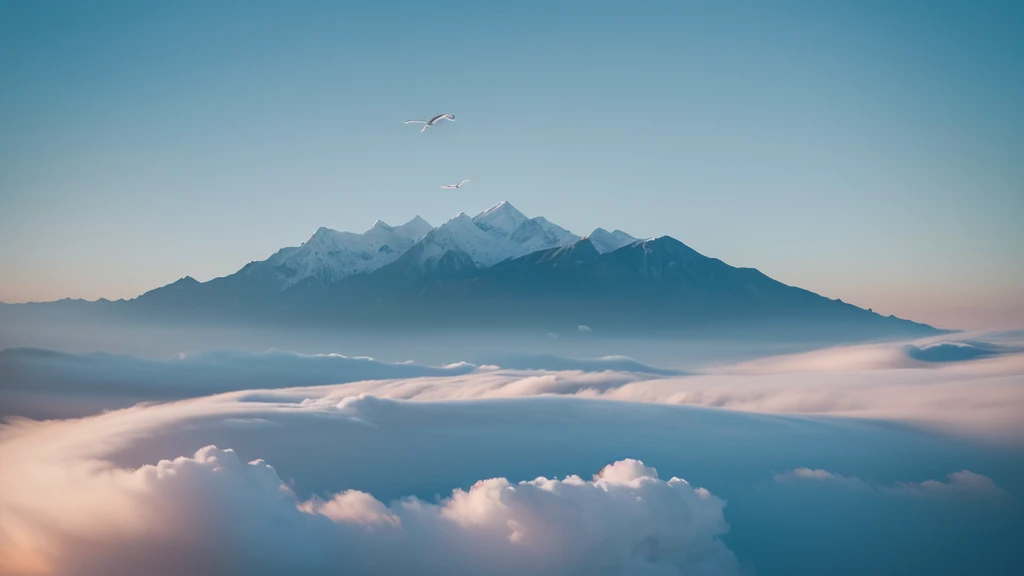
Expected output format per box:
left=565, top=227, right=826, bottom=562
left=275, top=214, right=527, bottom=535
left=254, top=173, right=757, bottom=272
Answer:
left=404, top=113, right=456, bottom=132
left=440, top=179, right=470, bottom=190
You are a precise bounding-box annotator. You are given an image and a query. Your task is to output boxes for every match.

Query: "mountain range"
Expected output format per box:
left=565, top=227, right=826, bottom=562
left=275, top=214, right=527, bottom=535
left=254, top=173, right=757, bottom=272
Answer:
left=4, top=201, right=939, bottom=339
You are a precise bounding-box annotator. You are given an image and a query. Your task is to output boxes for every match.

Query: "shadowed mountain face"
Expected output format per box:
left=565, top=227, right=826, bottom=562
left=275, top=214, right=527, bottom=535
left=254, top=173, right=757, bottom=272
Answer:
left=315, top=237, right=934, bottom=337
left=2, top=202, right=939, bottom=340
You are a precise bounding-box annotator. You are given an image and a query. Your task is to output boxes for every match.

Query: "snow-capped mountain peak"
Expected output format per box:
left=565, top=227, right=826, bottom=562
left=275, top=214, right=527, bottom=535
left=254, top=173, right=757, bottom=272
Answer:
left=395, top=216, right=433, bottom=240
left=305, top=226, right=334, bottom=245
left=366, top=216, right=432, bottom=241
left=242, top=202, right=580, bottom=287
left=510, top=216, right=580, bottom=254
left=253, top=216, right=438, bottom=287
left=399, top=202, right=579, bottom=270
left=366, top=219, right=394, bottom=233
left=472, top=201, right=529, bottom=238
left=406, top=212, right=512, bottom=268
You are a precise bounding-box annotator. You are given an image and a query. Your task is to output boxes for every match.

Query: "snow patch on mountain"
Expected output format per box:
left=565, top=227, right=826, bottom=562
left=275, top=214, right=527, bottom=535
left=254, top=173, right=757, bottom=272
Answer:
left=511, top=216, right=580, bottom=254
left=404, top=202, right=580, bottom=268
left=259, top=216, right=434, bottom=287
left=366, top=216, right=432, bottom=242
left=237, top=202, right=580, bottom=286
left=409, top=213, right=516, bottom=268
left=472, top=201, right=530, bottom=238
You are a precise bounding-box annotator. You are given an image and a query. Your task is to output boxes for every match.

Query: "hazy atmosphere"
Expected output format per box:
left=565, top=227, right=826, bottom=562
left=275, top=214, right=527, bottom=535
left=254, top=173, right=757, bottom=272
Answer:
left=2, top=0, right=1022, bottom=328
left=1, top=2, right=1022, bottom=576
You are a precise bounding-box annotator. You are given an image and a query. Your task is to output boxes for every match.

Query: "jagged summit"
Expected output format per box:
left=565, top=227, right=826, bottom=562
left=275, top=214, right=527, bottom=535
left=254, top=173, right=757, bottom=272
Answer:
left=588, top=228, right=639, bottom=253
left=366, top=216, right=431, bottom=242
left=15, top=199, right=940, bottom=340
left=305, top=226, right=333, bottom=244
left=473, top=201, right=529, bottom=238
left=218, top=202, right=579, bottom=288
left=394, top=202, right=579, bottom=270
left=367, top=219, right=394, bottom=232
left=399, top=216, right=433, bottom=239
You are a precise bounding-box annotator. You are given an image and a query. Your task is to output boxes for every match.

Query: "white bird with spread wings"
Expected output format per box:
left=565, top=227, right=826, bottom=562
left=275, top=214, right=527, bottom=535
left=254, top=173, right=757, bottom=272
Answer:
left=404, top=113, right=456, bottom=132
left=440, top=179, right=470, bottom=190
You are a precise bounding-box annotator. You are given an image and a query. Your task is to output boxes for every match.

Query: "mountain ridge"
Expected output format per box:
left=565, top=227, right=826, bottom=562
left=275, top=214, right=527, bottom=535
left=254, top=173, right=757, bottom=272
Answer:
left=1, top=201, right=942, bottom=339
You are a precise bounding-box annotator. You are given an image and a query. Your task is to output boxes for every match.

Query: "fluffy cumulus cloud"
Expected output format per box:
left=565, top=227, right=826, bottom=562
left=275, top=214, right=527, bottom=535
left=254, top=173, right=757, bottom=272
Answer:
left=0, top=428, right=740, bottom=576
left=774, top=468, right=1006, bottom=501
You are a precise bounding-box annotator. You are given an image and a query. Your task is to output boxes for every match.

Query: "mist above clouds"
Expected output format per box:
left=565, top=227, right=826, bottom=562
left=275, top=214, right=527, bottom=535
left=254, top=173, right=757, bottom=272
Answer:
left=0, top=347, right=469, bottom=419
left=3, top=333, right=1023, bottom=442
left=0, top=348, right=683, bottom=419
left=276, top=337, right=1024, bottom=443
left=710, top=332, right=1022, bottom=373
left=0, top=347, right=478, bottom=394
left=474, top=352, right=686, bottom=376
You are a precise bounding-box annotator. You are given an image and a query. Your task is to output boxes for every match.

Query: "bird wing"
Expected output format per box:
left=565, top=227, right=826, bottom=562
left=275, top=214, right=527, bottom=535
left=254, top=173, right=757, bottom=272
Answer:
left=404, top=120, right=426, bottom=124
left=440, top=184, right=457, bottom=189
left=457, top=179, right=470, bottom=187
left=428, top=113, right=454, bottom=125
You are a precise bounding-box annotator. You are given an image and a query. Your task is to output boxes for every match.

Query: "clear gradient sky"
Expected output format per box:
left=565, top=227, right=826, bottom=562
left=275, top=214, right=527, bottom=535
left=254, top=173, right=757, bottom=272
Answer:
left=1, top=0, right=1021, bottom=329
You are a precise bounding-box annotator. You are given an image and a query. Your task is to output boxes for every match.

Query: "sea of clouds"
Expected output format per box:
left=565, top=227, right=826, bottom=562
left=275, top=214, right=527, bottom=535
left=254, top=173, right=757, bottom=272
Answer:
left=1, top=331, right=1022, bottom=575
left=4, top=331, right=1022, bottom=442
left=2, top=387, right=1017, bottom=576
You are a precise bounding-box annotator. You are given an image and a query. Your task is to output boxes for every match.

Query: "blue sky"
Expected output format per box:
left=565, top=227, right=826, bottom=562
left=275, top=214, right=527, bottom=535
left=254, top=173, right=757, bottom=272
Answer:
left=1, top=0, right=1021, bottom=328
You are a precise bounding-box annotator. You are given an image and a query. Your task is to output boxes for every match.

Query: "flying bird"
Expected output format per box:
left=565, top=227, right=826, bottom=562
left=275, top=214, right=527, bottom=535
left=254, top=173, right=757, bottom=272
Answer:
left=404, top=113, right=456, bottom=132
left=440, top=179, right=470, bottom=190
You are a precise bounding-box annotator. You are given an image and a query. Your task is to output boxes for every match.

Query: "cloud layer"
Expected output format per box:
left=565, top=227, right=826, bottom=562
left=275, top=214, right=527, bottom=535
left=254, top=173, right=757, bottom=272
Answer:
left=0, top=432, right=740, bottom=576
left=0, top=348, right=684, bottom=419
left=475, top=352, right=686, bottom=376
left=0, top=365, right=1019, bottom=575
left=3, top=333, right=1022, bottom=442
left=274, top=337, right=1024, bottom=443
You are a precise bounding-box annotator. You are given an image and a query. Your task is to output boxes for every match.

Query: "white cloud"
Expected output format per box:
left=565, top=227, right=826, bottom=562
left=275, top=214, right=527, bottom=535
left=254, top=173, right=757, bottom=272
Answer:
left=10, top=331, right=1014, bottom=442
left=888, top=470, right=1007, bottom=500
left=0, top=347, right=477, bottom=419
left=773, top=468, right=876, bottom=492
left=475, top=353, right=685, bottom=376
left=7, top=334, right=1022, bottom=443
left=0, top=348, right=686, bottom=419
left=0, top=340, right=1015, bottom=575
left=299, top=489, right=401, bottom=528
left=274, top=338, right=1024, bottom=443
left=774, top=468, right=1006, bottom=501
left=0, top=431, right=740, bottom=576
